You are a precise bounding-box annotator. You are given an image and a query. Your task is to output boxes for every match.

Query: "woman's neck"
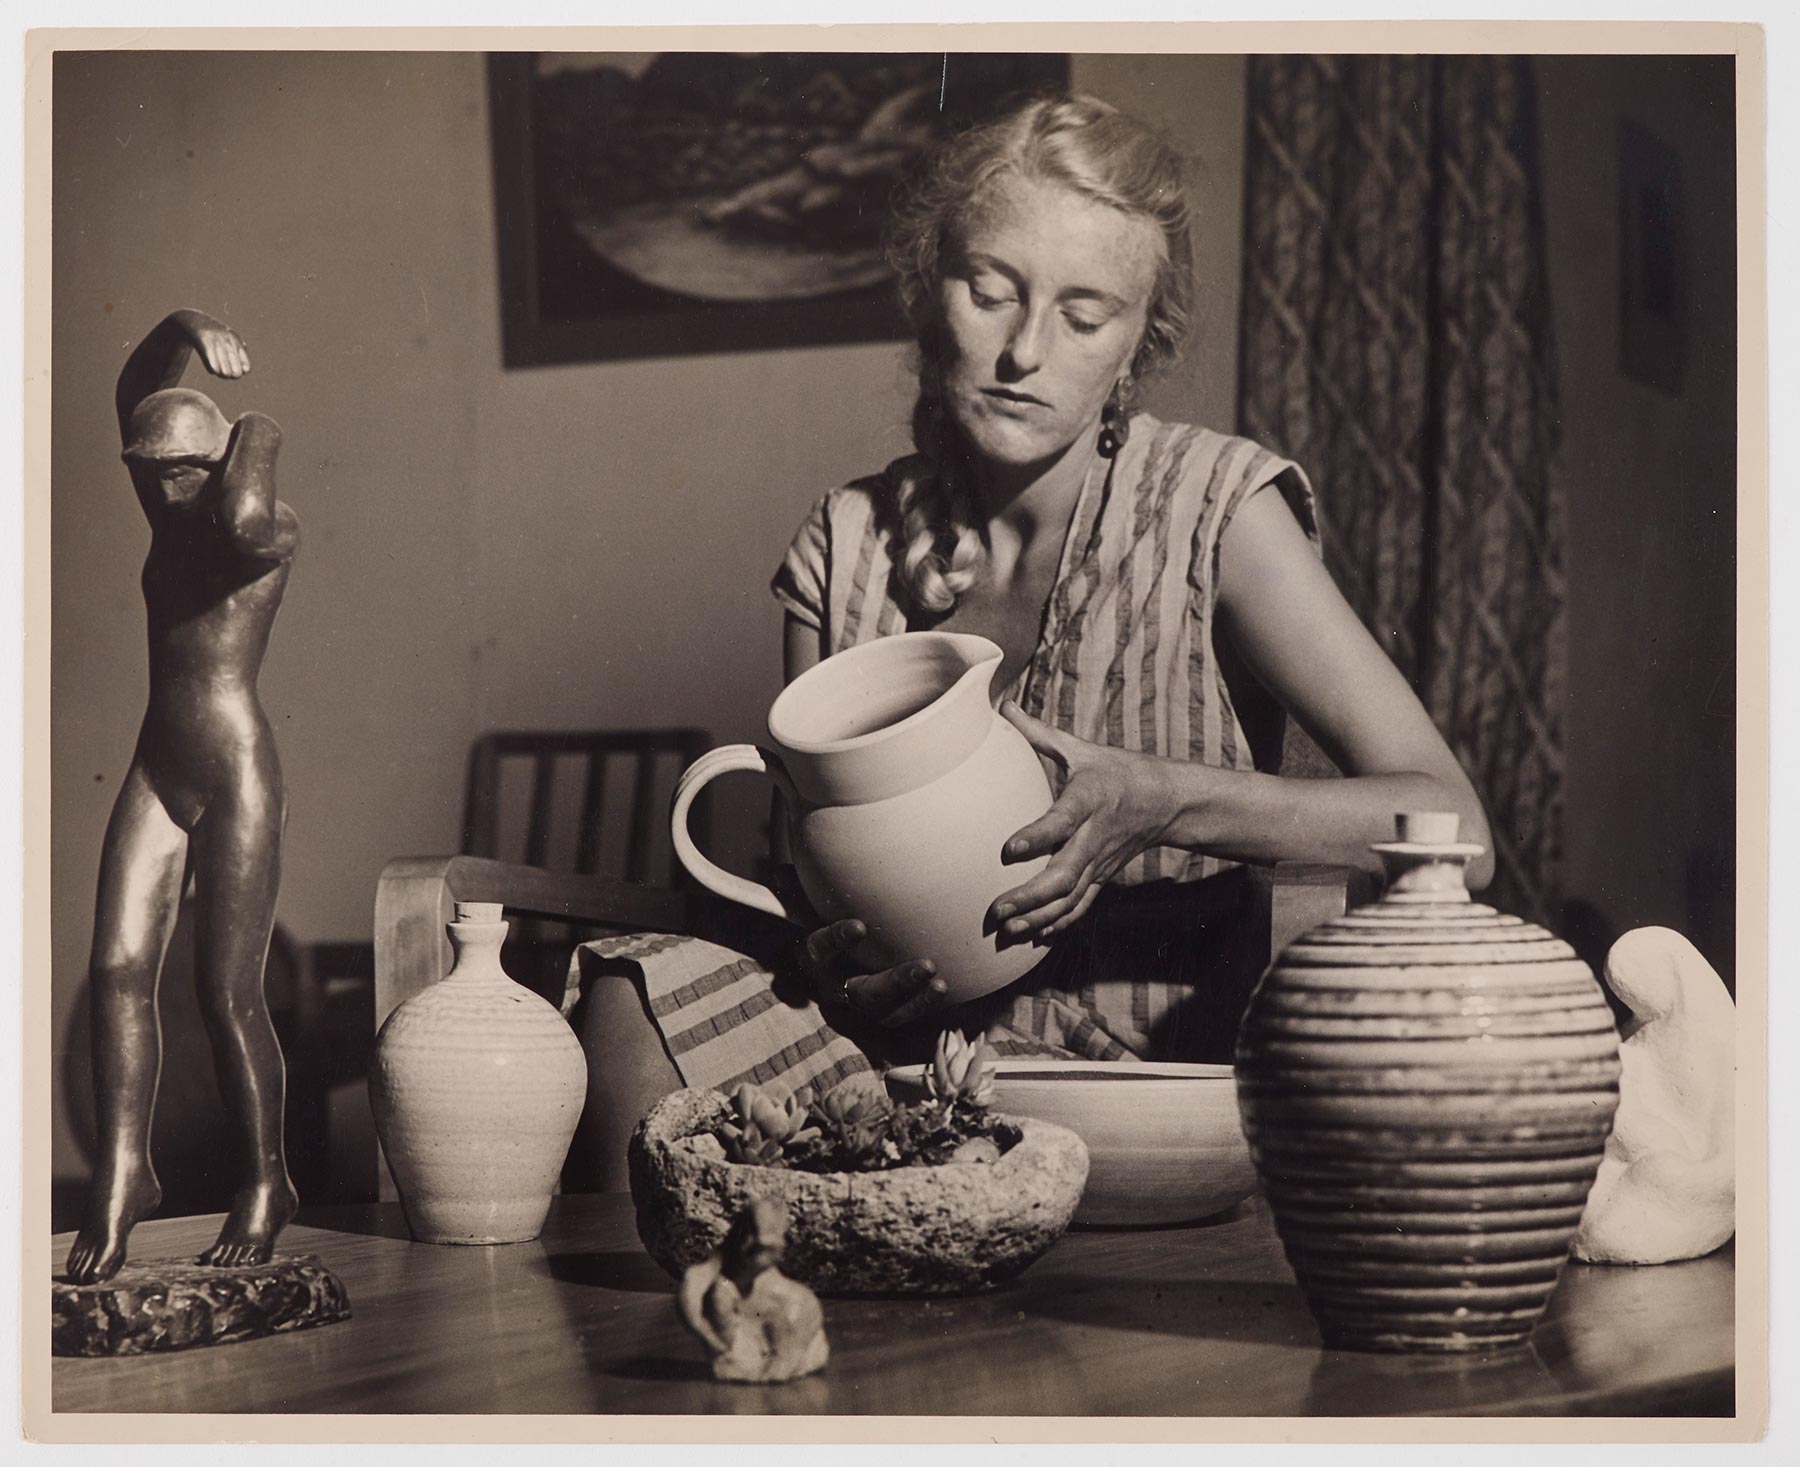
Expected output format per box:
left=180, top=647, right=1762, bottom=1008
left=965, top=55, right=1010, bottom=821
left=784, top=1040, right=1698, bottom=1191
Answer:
left=962, top=429, right=1104, bottom=553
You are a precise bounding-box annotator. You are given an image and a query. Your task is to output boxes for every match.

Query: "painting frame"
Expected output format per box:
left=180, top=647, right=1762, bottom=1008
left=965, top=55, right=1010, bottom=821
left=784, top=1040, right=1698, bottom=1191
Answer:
left=488, top=50, right=1070, bottom=368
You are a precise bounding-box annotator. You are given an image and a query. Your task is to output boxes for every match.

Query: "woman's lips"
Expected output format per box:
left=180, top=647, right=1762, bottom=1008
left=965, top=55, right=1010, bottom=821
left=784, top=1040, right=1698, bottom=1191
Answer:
left=982, top=388, right=1049, bottom=408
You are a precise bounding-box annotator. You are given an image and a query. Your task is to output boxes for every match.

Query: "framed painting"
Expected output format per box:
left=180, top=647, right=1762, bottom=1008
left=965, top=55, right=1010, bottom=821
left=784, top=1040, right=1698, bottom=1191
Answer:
left=488, top=51, right=1070, bottom=367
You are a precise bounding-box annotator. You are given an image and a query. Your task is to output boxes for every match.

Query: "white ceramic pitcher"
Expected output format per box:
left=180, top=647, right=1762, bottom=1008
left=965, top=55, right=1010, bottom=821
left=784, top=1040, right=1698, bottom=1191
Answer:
left=670, top=632, right=1054, bottom=1004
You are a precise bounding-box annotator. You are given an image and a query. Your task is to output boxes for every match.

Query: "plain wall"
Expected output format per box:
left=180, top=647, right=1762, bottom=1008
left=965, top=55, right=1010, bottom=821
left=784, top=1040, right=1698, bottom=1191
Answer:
left=1537, top=56, right=1738, bottom=979
left=48, top=50, right=1247, bottom=1187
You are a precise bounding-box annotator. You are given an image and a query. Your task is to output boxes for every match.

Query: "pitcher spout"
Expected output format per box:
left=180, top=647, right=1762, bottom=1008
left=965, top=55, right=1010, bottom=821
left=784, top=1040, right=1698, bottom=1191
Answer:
left=765, top=632, right=1008, bottom=807
left=938, top=633, right=1007, bottom=713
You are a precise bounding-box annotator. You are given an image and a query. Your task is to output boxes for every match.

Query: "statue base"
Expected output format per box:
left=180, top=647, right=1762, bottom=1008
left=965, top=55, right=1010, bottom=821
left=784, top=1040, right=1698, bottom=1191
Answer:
left=52, top=1253, right=351, bottom=1357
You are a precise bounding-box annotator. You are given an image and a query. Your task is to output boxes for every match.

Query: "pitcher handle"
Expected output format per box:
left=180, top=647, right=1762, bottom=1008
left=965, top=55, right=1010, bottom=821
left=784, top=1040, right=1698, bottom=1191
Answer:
left=670, top=744, right=796, bottom=920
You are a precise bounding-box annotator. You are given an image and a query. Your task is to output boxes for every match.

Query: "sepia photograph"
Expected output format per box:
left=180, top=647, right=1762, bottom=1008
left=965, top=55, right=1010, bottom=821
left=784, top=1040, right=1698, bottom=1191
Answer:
left=21, top=19, right=1767, bottom=1441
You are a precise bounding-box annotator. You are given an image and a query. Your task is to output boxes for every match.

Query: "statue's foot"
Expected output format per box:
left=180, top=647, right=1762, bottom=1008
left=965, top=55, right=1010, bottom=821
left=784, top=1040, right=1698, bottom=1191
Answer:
left=199, top=1176, right=298, bottom=1268
left=64, top=1168, right=162, bottom=1285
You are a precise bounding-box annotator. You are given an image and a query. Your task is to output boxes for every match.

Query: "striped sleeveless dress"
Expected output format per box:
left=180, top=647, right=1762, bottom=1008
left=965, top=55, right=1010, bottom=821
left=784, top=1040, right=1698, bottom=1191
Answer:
left=772, top=415, right=1321, bottom=1063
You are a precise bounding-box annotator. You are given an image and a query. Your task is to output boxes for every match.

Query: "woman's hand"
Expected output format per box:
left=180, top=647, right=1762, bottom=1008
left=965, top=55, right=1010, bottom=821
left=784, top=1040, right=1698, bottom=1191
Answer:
left=990, top=701, right=1184, bottom=939
left=799, top=917, right=951, bottom=1029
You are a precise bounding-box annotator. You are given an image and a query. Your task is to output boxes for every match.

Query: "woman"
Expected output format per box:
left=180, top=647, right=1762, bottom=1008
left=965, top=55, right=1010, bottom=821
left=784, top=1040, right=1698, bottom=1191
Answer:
left=575, top=94, right=1489, bottom=1181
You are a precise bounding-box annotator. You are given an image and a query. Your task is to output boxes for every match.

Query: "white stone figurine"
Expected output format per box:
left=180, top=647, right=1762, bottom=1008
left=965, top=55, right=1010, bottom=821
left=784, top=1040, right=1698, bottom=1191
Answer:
left=1574, top=926, right=1735, bottom=1265
left=676, top=1198, right=829, bottom=1383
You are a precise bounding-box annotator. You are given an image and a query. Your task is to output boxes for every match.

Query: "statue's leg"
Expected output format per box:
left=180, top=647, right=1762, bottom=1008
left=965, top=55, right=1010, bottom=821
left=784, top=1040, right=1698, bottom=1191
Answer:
left=191, top=769, right=297, bottom=1267
left=65, top=762, right=188, bottom=1284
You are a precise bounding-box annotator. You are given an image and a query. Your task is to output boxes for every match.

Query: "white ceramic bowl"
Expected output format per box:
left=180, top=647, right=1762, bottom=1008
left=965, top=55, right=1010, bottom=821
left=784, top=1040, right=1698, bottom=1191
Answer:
left=885, top=1059, right=1259, bottom=1227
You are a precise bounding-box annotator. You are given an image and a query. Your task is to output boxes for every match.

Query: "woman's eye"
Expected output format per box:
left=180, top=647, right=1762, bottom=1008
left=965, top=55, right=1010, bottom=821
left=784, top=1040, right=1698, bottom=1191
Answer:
left=1064, top=314, right=1104, bottom=336
left=969, top=283, right=1015, bottom=310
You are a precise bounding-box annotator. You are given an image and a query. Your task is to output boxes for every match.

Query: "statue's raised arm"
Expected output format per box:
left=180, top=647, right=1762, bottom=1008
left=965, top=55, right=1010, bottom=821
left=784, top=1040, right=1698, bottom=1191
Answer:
left=116, top=310, right=298, bottom=564
left=113, top=308, right=249, bottom=443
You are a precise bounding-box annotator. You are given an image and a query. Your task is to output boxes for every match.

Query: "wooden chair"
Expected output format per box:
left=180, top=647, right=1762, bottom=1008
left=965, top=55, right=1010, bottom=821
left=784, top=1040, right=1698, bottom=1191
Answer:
left=456, top=726, right=714, bottom=990
left=462, top=728, right=714, bottom=885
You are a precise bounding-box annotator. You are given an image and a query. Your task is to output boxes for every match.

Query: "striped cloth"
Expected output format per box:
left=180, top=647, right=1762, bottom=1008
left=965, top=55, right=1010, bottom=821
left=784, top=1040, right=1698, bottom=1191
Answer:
left=560, top=932, right=881, bottom=1100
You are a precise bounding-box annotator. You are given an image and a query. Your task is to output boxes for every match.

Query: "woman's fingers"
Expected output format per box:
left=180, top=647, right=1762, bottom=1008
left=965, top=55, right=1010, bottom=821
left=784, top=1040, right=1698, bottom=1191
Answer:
left=804, top=917, right=866, bottom=974
left=999, top=700, right=1077, bottom=764
left=1003, top=802, right=1081, bottom=863
left=1002, top=886, right=1087, bottom=939
left=803, top=919, right=946, bottom=1024
left=1000, top=702, right=1084, bottom=798
left=1040, top=883, right=1104, bottom=937
left=992, top=849, right=1097, bottom=934
left=842, top=960, right=943, bottom=1026
left=994, top=820, right=1098, bottom=914
left=865, top=963, right=951, bottom=1028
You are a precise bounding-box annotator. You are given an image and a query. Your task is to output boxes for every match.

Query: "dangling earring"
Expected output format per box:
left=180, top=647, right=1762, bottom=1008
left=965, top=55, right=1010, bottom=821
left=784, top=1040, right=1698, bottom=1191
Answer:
left=1097, top=386, right=1131, bottom=459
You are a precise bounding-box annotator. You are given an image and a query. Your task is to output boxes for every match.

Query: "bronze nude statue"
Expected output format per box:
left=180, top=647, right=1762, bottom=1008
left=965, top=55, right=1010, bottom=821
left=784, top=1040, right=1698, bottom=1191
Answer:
left=65, top=309, right=301, bottom=1285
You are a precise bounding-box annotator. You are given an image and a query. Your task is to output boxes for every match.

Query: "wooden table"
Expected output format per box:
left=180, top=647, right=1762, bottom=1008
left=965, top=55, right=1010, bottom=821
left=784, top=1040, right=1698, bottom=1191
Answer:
left=51, top=1195, right=1734, bottom=1418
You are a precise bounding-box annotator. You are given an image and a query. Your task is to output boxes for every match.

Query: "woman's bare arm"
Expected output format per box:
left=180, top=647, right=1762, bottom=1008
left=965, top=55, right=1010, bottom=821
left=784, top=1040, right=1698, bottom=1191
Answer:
left=1202, top=484, right=1492, bottom=885
left=992, top=485, right=1494, bottom=937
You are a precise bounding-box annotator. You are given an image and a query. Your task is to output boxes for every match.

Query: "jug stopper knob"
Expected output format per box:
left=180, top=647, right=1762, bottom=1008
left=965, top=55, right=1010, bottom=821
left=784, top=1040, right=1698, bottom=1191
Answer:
left=1395, top=812, right=1461, bottom=844
left=454, top=901, right=506, bottom=923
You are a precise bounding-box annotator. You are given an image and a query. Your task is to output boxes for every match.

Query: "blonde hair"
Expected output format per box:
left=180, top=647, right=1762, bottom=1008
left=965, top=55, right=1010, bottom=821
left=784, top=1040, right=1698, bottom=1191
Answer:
left=883, top=94, right=1197, bottom=614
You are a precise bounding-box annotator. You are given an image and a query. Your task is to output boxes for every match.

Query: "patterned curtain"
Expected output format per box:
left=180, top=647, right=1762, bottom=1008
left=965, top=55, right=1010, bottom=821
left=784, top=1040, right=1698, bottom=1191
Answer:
left=1238, top=55, right=1565, bottom=924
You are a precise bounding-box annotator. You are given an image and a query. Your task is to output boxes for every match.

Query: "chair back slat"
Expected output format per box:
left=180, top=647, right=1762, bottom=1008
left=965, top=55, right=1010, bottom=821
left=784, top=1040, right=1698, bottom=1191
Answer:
left=574, top=755, right=608, bottom=876
left=624, top=752, right=659, bottom=885
left=461, top=728, right=711, bottom=891
left=462, top=737, right=504, bottom=859
left=523, top=752, right=559, bottom=869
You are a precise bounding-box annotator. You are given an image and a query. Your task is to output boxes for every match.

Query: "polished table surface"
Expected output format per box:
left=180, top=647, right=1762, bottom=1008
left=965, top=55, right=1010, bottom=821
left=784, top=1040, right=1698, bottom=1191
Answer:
left=51, top=1194, right=1734, bottom=1417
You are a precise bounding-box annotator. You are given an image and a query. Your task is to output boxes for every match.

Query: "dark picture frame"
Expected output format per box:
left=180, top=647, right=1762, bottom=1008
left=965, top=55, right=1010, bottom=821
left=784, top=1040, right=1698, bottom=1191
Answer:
left=489, top=51, right=1071, bottom=368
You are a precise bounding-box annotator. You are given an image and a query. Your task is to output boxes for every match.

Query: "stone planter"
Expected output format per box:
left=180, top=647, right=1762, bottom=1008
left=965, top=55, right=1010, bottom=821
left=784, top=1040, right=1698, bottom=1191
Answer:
left=628, top=1088, right=1089, bottom=1295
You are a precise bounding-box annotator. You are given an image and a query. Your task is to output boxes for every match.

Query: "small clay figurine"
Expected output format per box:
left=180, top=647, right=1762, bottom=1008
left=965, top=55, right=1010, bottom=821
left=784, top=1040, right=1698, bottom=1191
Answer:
left=1573, top=926, right=1735, bottom=1265
left=676, top=1199, right=829, bottom=1383
left=65, top=309, right=300, bottom=1286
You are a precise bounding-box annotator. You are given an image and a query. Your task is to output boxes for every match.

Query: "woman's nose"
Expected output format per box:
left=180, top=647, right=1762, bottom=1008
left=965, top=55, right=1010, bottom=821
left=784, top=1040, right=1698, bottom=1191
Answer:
left=999, top=305, right=1053, bottom=377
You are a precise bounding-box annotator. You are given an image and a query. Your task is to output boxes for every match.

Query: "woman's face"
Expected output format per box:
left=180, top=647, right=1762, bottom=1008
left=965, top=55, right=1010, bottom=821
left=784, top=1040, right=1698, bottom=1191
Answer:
left=935, top=171, right=1162, bottom=471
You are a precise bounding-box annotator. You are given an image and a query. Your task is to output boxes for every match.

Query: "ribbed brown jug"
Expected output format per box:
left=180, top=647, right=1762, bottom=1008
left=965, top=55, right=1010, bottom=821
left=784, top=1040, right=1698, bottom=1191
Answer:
left=1235, top=813, right=1621, bottom=1353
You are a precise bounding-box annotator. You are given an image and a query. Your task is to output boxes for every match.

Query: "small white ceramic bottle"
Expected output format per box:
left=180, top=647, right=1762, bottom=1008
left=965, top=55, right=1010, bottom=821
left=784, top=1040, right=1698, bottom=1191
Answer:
left=369, top=901, right=588, bottom=1244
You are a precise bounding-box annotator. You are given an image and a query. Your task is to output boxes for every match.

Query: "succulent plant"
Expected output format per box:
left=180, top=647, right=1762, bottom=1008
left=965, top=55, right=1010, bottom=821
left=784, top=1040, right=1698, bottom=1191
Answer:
left=718, top=1082, right=819, bottom=1166
left=807, top=1084, right=894, bottom=1162
left=709, top=1041, right=1014, bottom=1174
left=925, top=1029, right=997, bottom=1111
